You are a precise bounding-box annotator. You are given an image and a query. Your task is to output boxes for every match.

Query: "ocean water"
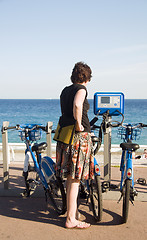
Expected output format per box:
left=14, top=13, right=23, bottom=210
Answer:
left=0, top=99, right=147, bottom=145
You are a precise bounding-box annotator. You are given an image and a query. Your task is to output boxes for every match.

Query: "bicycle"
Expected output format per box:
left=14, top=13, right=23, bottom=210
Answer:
left=2, top=124, right=66, bottom=215
left=78, top=117, right=103, bottom=222
left=117, top=122, right=147, bottom=223
left=91, top=110, right=147, bottom=223
left=78, top=111, right=125, bottom=222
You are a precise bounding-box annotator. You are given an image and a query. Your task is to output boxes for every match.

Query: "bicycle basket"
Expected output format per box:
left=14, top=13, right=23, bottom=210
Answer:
left=132, top=128, right=142, bottom=140
left=19, top=131, right=26, bottom=141
left=19, top=129, right=42, bottom=141
left=117, top=127, right=126, bottom=140
left=29, top=129, right=42, bottom=141
left=117, top=126, right=142, bottom=141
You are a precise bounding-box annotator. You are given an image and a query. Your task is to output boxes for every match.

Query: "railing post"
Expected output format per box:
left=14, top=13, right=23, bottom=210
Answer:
left=46, top=122, right=53, bottom=157
left=2, top=121, right=9, bottom=189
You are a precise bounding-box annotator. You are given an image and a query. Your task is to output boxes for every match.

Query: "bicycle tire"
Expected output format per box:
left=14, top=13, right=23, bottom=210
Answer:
left=90, top=175, right=103, bottom=222
left=46, top=176, right=66, bottom=215
left=122, top=179, right=131, bottom=223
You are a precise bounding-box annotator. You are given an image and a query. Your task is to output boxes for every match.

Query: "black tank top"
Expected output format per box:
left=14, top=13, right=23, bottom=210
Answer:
left=60, top=84, right=91, bottom=133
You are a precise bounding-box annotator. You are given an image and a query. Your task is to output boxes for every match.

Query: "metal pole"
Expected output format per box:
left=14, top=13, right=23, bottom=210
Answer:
left=104, top=116, right=111, bottom=183
left=2, top=121, right=9, bottom=189
left=46, top=122, right=53, bottom=157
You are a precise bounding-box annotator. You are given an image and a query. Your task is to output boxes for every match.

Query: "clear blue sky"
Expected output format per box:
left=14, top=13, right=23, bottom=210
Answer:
left=0, top=0, right=147, bottom=99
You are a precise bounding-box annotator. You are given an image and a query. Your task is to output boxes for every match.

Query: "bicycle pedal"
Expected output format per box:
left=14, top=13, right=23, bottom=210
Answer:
left=137, top=178, right=146, bottom=185
left=134, top=189, right=138, bottom=196
left=102, top=181, right=110, bottom=192
left=131, top=188, right=138, bottom=197
left=117, top=193, right=123, bottom=203
left=102, top=188, right=107, bottom=193
left=29, top=189, right=35, bottom=196
left=130, top=198, right=134, bottom=206
left=28, top=165, right=35, bottom=171
left=21, top=189, right=30, bottom=198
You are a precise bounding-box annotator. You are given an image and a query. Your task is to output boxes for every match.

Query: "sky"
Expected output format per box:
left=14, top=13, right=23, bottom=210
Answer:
left=0, top=0, right=147, bottom=99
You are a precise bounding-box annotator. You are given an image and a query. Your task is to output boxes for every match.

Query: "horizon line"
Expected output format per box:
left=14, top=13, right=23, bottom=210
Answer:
left=0, top=98, right=147, bottom=100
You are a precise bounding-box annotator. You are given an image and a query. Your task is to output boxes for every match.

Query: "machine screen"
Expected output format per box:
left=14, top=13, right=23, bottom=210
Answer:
left=101, top=97, right=110, bottom=104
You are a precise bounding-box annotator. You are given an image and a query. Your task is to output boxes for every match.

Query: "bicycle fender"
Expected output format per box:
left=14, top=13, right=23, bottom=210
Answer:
left=126, top=152, right=133, bottom=180
left=41, top=156, right=55, bottom=178
left=94, top=157, right=100, bottom=176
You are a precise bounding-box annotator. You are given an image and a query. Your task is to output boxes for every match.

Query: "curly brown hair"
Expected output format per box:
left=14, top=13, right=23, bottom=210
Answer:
left=71, top=62, right=92, bottom=84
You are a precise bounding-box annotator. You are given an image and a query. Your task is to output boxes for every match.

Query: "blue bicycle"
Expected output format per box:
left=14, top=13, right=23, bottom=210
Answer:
left=4, top=124, right=66, bottom=215
left=117, top=122, right=147, bottom=223
left=79, top=117, right=103, bottom=222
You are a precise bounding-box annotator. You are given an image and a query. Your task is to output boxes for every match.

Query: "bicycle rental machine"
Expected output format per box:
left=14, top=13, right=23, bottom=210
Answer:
left=94, top=92, right=124, bottom=190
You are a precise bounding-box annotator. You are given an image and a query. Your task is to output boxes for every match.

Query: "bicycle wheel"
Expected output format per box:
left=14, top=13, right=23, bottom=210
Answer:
left=90, top=175, right=103, bottom=222
left=122, top=179, right=131, bottom=223
left=46, top=176, right=66, bottom=215
left=23, top=167, right=39, bottom=197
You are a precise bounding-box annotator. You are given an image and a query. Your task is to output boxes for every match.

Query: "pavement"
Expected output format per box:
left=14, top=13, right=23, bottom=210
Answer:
left=0, top=161, right=147, bottom=240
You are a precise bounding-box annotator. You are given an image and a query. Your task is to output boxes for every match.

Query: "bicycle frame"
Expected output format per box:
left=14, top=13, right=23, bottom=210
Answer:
left=20, top=125, right=67, bottom=215
left=23, top=130, right=57, bottom=192
left=119, top=123, right=141, bottom=194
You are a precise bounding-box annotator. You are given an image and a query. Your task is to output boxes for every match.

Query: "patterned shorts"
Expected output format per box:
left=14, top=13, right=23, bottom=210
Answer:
left=55, top=132, right=94, bottom=180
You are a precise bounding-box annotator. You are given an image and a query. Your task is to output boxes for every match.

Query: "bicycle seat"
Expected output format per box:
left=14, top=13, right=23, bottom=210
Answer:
left=120, top=143, right=140, bottom=151
left=91, top=136, right=99, bottom=143
left=32, top=142, right=47, bottom=153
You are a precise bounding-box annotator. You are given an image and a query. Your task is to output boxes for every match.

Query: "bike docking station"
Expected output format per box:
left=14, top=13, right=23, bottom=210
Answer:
left=93, top=92, right=124, bottom=192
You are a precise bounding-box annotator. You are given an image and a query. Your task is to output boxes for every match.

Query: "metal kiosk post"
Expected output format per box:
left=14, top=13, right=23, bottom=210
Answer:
left=94, top=92, right=124, bottom=191
left=103, top=115, right=112, bottom=185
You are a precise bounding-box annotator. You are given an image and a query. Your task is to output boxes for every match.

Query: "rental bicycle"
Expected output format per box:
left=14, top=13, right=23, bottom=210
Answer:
left=78, top=117, right=103, bottom=222
left=2, top=124, right=66, bottom=215
left=94, top=108, right=147, bottom=223
left=78, top=108, right=124, bottom=222
left=117, top=122, right=147, bottom=223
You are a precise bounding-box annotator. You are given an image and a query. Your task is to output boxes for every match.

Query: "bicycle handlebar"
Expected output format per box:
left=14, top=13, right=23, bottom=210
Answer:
left=1, top=124, right=54, bottom=133
left=139, top=123, right=147, bottom=128
left=1, top=125, right=18, bottom=133
left=90, top=117, right=98, bottom=126
left=89, top=115, right=147, bottom=156
left=121, top=122, right=147, bottom=129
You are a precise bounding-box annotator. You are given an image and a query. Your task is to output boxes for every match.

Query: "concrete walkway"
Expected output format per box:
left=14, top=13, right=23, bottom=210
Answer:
left=0, top=163, right=147, bottom=240
left=0, top=162, right=147, bottom=200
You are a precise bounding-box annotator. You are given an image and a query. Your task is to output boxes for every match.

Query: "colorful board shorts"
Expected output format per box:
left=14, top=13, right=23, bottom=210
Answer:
left=55, top=132, right=94, bottom=180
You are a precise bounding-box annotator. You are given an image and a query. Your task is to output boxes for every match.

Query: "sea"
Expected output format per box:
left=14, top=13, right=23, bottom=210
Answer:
left=0, top=99, right=147, bottom=145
